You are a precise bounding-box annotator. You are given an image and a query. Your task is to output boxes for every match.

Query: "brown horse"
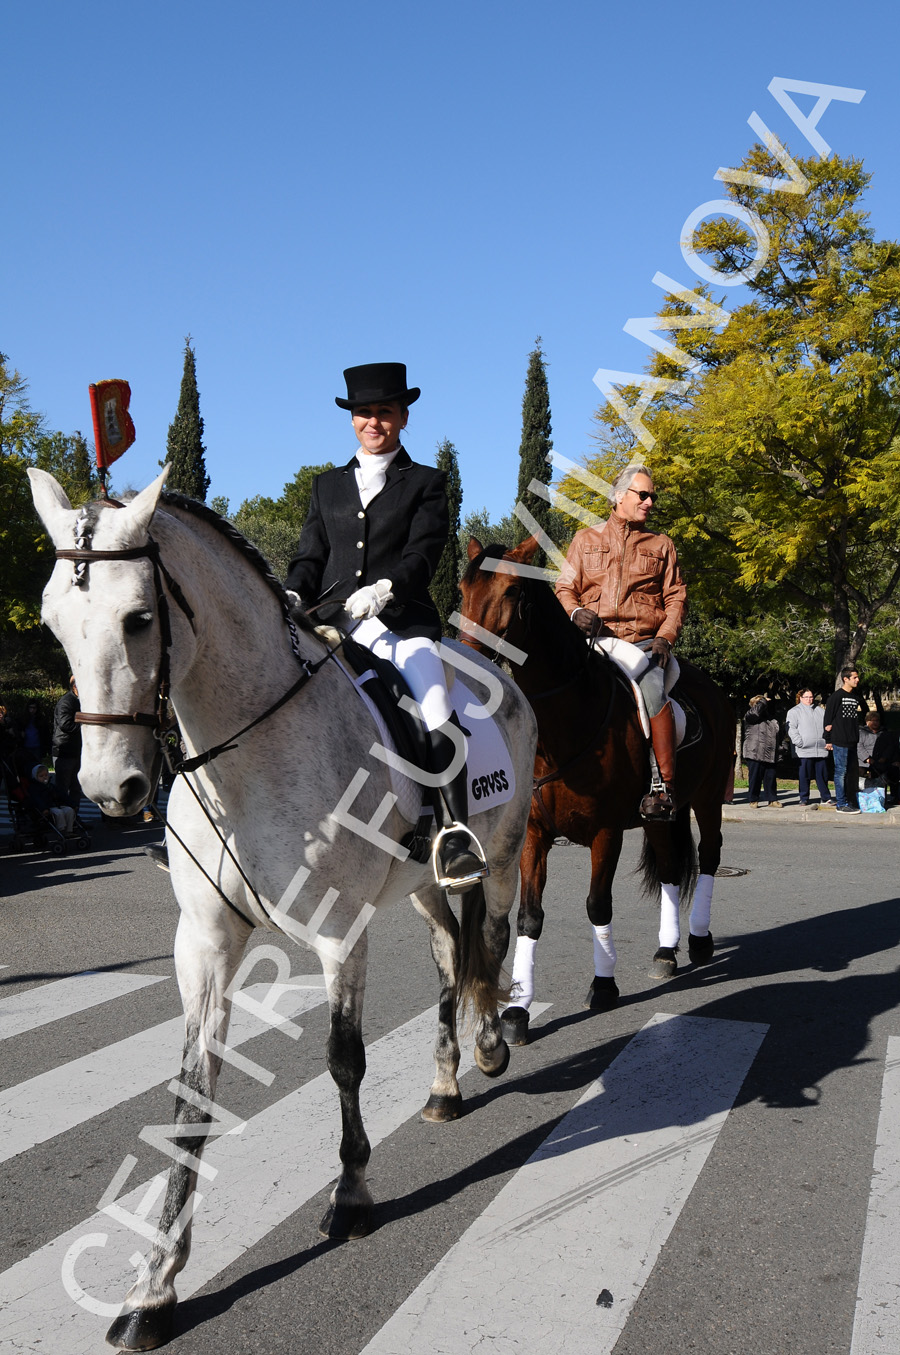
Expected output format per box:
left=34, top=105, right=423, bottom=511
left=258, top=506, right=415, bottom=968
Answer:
left=458, top=535, right=736, bottom=1042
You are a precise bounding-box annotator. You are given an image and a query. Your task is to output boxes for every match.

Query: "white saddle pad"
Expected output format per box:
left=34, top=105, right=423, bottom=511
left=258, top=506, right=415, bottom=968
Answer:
left=596, top=637, right=685, bottom=743
left=339, top=666, right=516, bottom=825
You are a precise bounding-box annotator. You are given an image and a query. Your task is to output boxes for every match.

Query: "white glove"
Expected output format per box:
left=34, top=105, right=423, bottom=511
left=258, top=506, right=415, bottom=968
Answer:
left=285, top=590, right=302, bottom=606
left=346, top=579, right=393, bottom=620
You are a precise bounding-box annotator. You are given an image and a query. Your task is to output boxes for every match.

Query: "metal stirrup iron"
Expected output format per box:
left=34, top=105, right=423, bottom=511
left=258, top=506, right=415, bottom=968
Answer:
left=431, top=823, right=490, bottom=892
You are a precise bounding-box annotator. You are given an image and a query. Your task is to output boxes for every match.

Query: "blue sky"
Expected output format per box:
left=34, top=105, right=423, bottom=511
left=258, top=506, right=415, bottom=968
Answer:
left=4, top=0, right=898, bottom=524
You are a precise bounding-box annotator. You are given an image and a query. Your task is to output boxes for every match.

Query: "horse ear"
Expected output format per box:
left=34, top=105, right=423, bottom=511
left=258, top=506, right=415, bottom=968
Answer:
left=27, top=469, right=74, bottom=544
left=120, top=465, right=171, bottom=537
left=467, top=536, right=484, bottom=561
left=508, top=534, right=540, bottom=566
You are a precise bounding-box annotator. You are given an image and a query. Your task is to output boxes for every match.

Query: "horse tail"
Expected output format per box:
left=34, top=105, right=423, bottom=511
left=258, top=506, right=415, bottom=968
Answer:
left=456, top=882, right=511, bottom=1026
left=637, top=807, right=699, bottom=906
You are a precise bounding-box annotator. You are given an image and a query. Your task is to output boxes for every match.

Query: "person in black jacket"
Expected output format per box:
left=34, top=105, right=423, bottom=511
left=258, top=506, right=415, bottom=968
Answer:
left=52, top=677, right=82, bottom=811
left=286, top=363, right=485, bottom=890
left=823, top=666, right=868, bottom=814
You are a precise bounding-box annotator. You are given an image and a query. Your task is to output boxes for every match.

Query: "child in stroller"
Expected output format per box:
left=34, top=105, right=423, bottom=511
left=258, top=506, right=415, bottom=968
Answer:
left=29, top=764, right=76, bottom=834
left=2, top=753, right=90, bottom=853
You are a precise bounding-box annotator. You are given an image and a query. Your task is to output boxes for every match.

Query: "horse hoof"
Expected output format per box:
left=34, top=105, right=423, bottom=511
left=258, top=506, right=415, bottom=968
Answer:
left=650, top=946, right=678, bottom=980
left=318, top=1200, right=372, bottom=1240
left=688, top=931, right=715, bottom=966
left=421, top=1092, right=463, bottom=1122
left=583, top=976, right=619, bottom=1012
left=106, top=1303, right=175, bottom=1351
left=475, top=1039, right=510, bottom=1079
left=501, top=1006, right=530, bottom=1045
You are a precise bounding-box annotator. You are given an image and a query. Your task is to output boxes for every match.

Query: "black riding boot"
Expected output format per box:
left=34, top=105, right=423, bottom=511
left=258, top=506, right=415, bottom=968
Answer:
left=428, top=716, right=488, bottom=890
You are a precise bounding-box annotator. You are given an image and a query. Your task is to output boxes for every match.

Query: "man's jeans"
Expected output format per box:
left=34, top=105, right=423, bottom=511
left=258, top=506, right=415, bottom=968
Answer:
left=832, top=745, right=858, bottom=809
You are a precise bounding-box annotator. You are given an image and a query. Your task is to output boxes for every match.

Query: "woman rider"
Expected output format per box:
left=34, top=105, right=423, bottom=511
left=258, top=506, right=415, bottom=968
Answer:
left=285, top=363, right=485, bottom=889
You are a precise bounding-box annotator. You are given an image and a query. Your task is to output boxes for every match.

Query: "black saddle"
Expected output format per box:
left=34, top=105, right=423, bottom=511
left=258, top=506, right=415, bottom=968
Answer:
left=339, top=635, right=434, bottom=863
left=340, top=635, right=431, bottom=778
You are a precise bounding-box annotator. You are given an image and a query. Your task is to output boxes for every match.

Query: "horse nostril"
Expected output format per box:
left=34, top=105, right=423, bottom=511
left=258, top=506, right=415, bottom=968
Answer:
left=119, top=774, right=151, bottom=808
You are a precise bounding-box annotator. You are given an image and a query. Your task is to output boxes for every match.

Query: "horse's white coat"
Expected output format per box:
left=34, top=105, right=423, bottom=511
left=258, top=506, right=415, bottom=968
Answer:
left=28, top=468, right=537, bottom=1345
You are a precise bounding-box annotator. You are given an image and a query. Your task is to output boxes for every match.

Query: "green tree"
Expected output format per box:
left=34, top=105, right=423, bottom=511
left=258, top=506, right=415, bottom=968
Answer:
left=229, top=463, right=335, bottom=579
left=0, top=356, right=101, bottom=633
left=458, top=506, right=519, bottom=556
left=164, top=337, right=210, bottom=501
left=35, top=430, right=100, bottom=505
left=430, top=439, right=462, bottom=632
left=513, top=338, right=554, bottom=553
left=579, top=148, right=900, bottom=686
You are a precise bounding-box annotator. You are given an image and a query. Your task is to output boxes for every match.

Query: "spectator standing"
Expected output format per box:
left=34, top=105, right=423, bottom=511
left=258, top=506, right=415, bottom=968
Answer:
left=52, top=677, right=82, bottom=812
left=823, top=667, right=868, bottom=814
left=785, top=687, right=833, bottom=809
left=19, top=700, right=50, bottom=764
left=743, top=695, right=782, bottom=808
left=0, top=703, right=18, bottom=762
left=858, top=710, right=900, bottom=804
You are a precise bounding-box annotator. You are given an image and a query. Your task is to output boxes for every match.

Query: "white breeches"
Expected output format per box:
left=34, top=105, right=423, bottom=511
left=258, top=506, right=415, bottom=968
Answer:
left=352, top=618, right=453, bottom=733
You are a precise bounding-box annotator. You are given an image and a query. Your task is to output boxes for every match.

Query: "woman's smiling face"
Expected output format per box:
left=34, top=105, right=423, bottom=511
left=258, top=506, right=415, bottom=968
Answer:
left=351, top=401, right=407, bottom=456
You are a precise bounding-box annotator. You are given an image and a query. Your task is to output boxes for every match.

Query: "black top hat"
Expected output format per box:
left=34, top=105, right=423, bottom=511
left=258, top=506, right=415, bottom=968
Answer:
left=335, top=363, right=421, bottom=410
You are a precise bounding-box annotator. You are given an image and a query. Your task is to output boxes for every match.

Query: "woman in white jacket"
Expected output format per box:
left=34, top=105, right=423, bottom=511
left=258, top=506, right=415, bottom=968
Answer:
left=785, top=687, right=833, bottom=808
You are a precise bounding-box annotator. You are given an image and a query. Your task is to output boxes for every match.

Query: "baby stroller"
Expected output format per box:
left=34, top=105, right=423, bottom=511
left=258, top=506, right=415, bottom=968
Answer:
left=2, top=754, right=91, bottom=854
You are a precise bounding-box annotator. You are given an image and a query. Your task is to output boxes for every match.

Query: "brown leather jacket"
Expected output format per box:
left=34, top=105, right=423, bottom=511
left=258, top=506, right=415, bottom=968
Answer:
left=555, top=512, right=687, bottom=645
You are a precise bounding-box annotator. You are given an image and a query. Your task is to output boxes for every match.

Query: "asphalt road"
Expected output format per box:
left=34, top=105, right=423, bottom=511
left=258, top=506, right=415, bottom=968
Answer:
left=1, top=808, right=898, bottom=1355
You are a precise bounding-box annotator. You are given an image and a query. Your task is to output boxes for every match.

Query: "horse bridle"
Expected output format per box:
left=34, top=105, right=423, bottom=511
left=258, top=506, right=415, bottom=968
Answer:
left=54, top=533, right=338, bottom=772
left=53, top=524, right=346, bottom=930
left=55, top=538, right=196, bottom=733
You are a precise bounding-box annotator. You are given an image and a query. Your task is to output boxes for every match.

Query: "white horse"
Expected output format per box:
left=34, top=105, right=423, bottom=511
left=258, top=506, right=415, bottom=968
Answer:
left=29, top=467, right=536, bottom=1352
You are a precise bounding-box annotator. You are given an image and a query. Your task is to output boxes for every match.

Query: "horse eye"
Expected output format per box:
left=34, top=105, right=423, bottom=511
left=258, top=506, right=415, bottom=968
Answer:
left=123, top=610, right=154, bottom=635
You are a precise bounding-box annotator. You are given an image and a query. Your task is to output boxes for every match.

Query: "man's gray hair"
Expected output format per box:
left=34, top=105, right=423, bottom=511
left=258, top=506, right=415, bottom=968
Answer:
left=612, top=464, right=653, bottom=501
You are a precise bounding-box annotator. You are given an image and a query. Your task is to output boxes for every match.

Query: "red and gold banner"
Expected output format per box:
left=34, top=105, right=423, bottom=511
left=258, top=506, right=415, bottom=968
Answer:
left=89, top=379, right=136, bottom=470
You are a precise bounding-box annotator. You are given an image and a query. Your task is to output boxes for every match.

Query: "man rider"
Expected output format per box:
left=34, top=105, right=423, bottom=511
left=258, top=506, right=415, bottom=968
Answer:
left=555, top=465, right=686, bottom=820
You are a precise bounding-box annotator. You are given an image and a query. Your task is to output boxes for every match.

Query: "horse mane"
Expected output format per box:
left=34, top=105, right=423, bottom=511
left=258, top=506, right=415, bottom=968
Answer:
left=157, top=491, right=317, bottom=634
left=462, top=542, right=587, bottom=669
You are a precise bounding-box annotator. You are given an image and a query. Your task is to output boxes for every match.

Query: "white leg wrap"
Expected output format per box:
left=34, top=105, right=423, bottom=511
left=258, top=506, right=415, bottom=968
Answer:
left=659, top=882, right=681, bottom=948
left=592, top=924, right=617, bottom=978
left=508, top=935, right=538, bottom=1010
left=689, top=873, right=715, bottom=937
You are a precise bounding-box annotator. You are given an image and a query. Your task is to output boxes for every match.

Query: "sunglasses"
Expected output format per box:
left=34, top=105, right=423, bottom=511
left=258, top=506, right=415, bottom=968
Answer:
left=627, top=488, right=658, bottom=503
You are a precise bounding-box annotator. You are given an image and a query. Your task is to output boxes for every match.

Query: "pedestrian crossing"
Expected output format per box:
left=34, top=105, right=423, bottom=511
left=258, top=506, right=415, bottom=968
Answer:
left=0, top=963, right=895, bottom=1354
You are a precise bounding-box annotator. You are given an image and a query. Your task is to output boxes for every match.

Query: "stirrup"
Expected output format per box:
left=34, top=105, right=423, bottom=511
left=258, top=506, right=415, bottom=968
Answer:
left=431, top=823, right=489, bottom=892
left=640, top=786, right=676, bottom=821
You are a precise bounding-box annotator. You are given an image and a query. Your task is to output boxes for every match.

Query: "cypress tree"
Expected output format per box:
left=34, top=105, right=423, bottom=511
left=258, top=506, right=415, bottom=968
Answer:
left=164, top=337, right=210, bottom=500
left=513, top=338, right=553, bottom=551
left=430, top=438, right=462, bottom=633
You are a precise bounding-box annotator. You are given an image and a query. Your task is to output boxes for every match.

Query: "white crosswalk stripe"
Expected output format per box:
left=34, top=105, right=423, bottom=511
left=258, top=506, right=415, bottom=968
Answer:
left=0, top=977, right=329, bottom=1163
left=1, top=953, right=894, bottom=1355
left=850, top=1035, right=900, bottom=1354
left=361, top=1012, right=768, bottom=1355
left=0, top=971, right=168, bottom=1041
left=0, top=1002, right=547, bottom=1353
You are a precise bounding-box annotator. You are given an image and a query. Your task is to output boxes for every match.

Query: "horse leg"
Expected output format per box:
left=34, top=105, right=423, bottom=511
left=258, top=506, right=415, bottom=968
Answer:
left=410, top=884, right=464, bottom=1122
left=106, top=907, right=251, bottom=1351
left=318, top=931, right=374, bottom=1239
left=467, top=858, right=518, bottom=1077
left=642, top=809, right=695, bottom=979
left=583, top=825, right=624, bottom=1012
left=502, top=822, right=551, bottom=1046
left=687, top=791, right=723, bottom=965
